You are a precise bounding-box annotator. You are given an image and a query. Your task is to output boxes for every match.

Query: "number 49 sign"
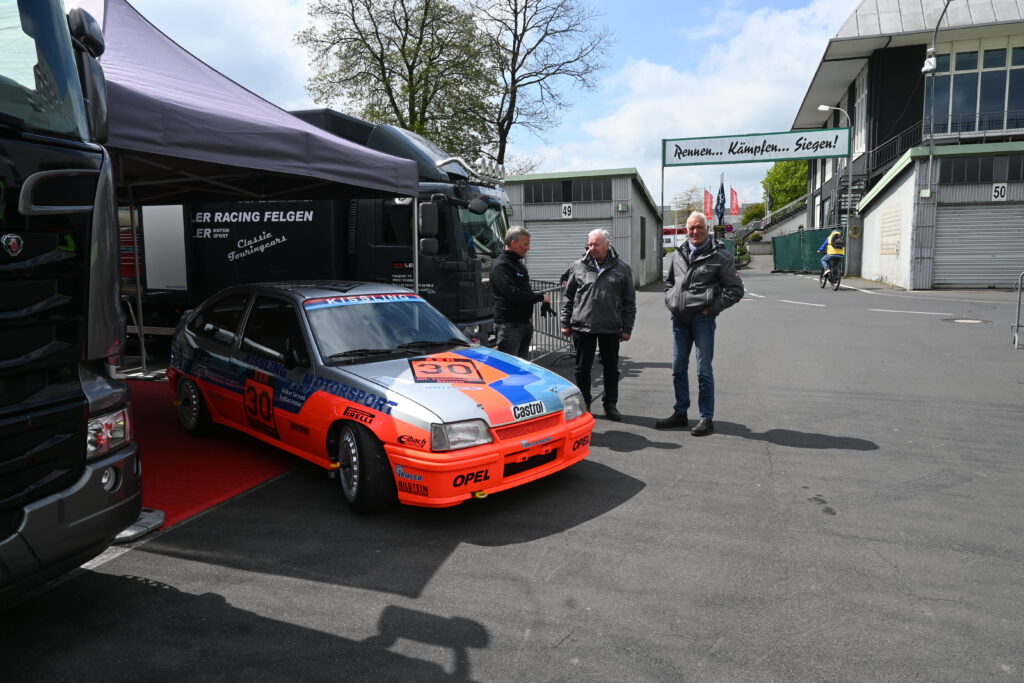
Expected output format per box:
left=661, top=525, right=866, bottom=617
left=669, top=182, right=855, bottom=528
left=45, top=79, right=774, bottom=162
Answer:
left=561, top=203, right=573, bottom=219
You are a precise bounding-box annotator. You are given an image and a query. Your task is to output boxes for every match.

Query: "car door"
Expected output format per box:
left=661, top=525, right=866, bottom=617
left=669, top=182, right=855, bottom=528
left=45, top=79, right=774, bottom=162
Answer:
left=235, top=295, right=321, bottom=454
left=184, top=291, right=252, bottom=426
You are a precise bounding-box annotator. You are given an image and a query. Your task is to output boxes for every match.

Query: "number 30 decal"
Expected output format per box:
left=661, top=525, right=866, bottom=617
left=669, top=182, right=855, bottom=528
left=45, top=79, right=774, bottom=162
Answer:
left=244, top=378, right=278, bottom=435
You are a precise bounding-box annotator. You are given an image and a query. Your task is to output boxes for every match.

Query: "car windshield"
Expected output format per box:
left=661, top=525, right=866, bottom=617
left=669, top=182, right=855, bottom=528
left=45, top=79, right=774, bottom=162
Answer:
left=0, top=0, right=91, bottom=140
left=459, top=204, right=506, bottom=257
left=304, top=293, right=470, bottom=360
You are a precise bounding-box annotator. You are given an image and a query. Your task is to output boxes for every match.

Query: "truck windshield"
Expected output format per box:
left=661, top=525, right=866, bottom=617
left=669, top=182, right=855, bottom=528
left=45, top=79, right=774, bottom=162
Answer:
left=459, top=205, right=507, bottom=257
left=0, top=0, right=91, bottom=140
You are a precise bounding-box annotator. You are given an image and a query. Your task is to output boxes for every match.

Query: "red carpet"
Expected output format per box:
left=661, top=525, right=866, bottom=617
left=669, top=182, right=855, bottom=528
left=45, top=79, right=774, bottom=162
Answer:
left=128, top=380, right=295, bottom=528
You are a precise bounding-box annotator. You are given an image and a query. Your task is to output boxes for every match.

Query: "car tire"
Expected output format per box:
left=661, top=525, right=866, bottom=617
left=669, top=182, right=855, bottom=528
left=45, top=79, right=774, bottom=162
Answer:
left=176, top=377, right=211, bottom=435
left=336, top=423, right=397, bottom=513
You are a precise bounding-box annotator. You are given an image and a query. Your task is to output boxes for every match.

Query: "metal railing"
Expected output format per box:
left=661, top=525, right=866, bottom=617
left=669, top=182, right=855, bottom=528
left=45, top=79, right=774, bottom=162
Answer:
left=924, top=109, right=1024, bottom=141
left=1014, top=271, right=1024, bottom=349
left=528, top=279, right=574, bottom=363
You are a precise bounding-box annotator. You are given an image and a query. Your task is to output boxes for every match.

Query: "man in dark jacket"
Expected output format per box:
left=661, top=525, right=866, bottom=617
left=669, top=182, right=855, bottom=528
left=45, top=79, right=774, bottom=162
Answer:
left=491, top=226, right=550, bottom=359
left=656, top=212, right=744, bottom=435
left=560, top=229, right=636, bottom=421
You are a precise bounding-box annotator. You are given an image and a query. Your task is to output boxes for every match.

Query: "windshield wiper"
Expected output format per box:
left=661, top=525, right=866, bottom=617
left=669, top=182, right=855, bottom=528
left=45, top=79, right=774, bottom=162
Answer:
left=327, top=348, right=395, bottom=359
left=396, top=338, right=472, bottom=349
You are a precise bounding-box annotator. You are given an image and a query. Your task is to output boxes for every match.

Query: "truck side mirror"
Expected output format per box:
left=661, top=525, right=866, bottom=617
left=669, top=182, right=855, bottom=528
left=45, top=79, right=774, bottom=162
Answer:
left=419, top=202, right=438, bottom=238
left=419, top=238, right=438, bottom=255
left=68, top=9, right=108, bottom=143
left=467, top=197, right=488, bottom=215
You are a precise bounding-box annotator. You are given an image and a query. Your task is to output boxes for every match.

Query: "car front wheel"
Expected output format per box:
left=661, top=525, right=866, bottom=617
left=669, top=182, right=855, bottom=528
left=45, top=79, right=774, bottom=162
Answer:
left=336, top=423, right=397, bottom=513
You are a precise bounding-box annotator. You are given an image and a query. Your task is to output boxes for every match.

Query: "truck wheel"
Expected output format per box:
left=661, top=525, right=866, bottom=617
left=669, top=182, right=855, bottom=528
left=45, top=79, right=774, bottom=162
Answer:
left=176, top=377, right=211, bottom=435
left=336, top=423, right=397, bottom=513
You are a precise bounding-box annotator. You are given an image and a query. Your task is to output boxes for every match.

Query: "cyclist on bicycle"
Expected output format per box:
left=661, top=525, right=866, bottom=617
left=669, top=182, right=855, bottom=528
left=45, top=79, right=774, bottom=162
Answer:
left=818, top=229, right=845, bottom=275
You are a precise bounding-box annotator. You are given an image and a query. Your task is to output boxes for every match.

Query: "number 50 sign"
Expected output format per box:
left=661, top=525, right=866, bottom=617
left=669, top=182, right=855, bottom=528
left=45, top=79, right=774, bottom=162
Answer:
left=992, top=182, right=1008, bottom=201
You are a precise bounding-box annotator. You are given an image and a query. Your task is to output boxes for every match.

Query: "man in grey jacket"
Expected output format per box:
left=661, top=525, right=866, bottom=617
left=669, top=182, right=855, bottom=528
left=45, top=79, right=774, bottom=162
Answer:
left=656, top=212, right=744, bottom=435
left=560, top=229, right=636, bottom=421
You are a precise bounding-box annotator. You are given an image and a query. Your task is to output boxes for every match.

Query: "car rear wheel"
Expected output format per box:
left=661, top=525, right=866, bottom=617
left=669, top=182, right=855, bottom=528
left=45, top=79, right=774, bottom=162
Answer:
left=336, top=423, right=397, bottom=512
left=176, top=377, right=211, bottom=434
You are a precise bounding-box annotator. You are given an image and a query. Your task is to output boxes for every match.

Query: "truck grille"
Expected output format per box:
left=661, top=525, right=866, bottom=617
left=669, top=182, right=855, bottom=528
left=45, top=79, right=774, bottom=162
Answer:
left=0, top=200, right=89, bottom=520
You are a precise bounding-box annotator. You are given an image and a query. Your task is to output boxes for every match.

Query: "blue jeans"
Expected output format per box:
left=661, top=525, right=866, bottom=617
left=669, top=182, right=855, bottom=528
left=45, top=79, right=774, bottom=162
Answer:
left=671, top=313, right=716, bottom=419
left=495, top=322, right=533, bottom=359
left=821, top=254, right=842, bottom=271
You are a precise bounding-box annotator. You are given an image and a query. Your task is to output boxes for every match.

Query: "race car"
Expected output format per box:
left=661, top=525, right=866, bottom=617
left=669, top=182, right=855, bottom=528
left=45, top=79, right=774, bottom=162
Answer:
left=166, top=281, right=594, bottom=511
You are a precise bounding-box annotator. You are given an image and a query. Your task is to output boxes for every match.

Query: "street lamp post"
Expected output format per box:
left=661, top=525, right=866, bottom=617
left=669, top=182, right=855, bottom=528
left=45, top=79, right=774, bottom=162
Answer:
left=818, top=104, right=853, bottom=274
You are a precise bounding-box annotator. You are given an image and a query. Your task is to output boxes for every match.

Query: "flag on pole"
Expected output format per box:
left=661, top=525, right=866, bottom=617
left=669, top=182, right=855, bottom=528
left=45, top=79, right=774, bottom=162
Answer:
left=704, top=189, right=713, bottom=218
left=715, top=176, right=725, bottom=226
left=730, top=187, right=739, bottom=215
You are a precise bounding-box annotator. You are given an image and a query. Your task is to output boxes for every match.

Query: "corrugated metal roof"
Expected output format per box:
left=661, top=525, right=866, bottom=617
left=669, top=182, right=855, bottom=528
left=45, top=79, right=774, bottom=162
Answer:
left=836, top=0, right=1023, bottom=39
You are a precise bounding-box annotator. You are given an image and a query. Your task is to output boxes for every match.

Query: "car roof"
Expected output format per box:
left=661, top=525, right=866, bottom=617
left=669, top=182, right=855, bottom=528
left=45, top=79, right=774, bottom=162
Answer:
left=222, top=281, right=415, bottom=301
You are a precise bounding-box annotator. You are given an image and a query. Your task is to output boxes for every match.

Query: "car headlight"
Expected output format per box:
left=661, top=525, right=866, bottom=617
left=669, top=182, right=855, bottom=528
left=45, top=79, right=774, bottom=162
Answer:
left=561, top=390, right=587, bottom=422
left=431, top=419, right=493, bottom=452
left=86, top=407, right=132, bottom=460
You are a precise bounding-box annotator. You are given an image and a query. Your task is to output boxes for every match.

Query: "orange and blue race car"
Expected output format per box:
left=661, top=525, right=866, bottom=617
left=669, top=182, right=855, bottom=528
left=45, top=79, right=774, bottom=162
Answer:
left=166, top=281, right=594, bottom=511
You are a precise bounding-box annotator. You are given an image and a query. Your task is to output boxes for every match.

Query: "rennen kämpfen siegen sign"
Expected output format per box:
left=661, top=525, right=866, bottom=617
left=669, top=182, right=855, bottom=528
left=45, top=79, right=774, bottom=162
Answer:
left=663, top=128, right=850, bottom=166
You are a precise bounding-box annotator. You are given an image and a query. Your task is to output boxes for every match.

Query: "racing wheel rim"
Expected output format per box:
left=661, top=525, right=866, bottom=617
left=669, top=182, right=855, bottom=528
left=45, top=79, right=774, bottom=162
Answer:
left=177, top=379, right=202, bottom=431
left=338, top=425, right=362, bottom=501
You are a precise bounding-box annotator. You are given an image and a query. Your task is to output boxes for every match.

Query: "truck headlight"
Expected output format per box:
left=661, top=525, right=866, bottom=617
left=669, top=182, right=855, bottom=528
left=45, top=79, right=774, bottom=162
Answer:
left=561, top=391, right=587, bottom=422
left=86, top=407, right=132, bottom=460
left=431, top=419, right=493, bottom=451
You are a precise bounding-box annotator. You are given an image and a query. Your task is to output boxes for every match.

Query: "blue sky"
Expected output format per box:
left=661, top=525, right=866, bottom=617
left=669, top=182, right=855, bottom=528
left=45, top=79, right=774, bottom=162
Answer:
left=119, top=0, right=853, bottom=210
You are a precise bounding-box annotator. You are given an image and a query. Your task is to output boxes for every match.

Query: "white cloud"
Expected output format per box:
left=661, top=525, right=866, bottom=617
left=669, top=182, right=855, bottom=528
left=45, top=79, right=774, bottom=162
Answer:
left=513, top=0, right=852, bottom=205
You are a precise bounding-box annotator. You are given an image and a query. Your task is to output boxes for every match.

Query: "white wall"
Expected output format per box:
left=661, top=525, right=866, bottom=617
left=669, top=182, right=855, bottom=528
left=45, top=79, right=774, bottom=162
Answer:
left=860, top=167, right=917, bottom=289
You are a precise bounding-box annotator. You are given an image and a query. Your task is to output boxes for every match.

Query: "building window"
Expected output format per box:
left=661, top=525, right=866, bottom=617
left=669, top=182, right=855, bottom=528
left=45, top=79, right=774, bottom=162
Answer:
left=928, top=38, right=1024, bottom=134
left=524, top=178, right=611, bottom=203
left=939, top=154, right=1024, bottom=183
left=640, top=216, right=646, bottom=260
left=854, top=66, right=868, bottom=154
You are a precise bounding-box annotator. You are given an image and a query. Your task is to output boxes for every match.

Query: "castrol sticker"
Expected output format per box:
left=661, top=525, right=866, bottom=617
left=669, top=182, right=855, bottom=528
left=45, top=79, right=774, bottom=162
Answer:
left=511, top=400, right=544, bottom=421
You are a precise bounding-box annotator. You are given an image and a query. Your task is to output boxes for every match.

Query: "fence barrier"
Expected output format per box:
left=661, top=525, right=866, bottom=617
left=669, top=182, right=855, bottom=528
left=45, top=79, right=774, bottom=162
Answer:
left=528, top=279, right=574, bottom=363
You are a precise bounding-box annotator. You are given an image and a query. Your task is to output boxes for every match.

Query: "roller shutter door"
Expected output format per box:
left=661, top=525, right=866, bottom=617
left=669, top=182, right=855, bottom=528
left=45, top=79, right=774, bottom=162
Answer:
left=934, top=204, right=1024, bottom=287
left=524, top=220, right=607, bottom=282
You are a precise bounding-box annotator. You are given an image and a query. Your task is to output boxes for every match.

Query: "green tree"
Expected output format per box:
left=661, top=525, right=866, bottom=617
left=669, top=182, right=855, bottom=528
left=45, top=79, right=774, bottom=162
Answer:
left=296, top=0, right=496, bottom=160
left=762, top=160, right=808, bottom=208
left=741, top=202, right=765, bottom=225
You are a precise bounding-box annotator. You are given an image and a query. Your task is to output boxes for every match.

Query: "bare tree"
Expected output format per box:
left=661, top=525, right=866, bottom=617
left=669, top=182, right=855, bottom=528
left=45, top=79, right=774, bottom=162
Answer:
left=468, top=0, right=612, bottom=164
left=296, top=0, right=496, bottom=159
left=671, top=186, right=703, bottom=223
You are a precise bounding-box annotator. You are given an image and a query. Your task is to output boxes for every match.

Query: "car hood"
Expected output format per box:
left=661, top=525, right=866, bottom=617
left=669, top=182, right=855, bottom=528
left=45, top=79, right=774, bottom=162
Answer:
left=340, top=347, right=577, bottom=426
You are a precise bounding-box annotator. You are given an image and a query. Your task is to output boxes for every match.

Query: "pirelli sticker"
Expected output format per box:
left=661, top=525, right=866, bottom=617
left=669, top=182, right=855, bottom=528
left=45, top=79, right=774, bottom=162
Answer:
left=409, top=357, right=484, bottom=384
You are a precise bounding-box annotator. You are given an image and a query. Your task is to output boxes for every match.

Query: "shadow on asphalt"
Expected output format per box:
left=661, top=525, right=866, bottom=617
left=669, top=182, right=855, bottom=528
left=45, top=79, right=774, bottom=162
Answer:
left=698, top=421, right=879, bottom=451
left=125, top=459, right=645, bottom=599
left=1, top=574, right=490, bottom=681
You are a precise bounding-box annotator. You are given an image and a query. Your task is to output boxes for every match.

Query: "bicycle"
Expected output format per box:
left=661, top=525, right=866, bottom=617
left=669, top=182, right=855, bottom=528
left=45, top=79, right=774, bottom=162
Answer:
left=819, top=258, right=842, bottom=291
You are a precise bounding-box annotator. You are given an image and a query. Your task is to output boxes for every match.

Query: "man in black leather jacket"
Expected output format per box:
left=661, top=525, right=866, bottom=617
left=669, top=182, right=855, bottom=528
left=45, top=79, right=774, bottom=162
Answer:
left=491, top=226, right=550, bottom=359
left=656, top=212, right=744, bottom=435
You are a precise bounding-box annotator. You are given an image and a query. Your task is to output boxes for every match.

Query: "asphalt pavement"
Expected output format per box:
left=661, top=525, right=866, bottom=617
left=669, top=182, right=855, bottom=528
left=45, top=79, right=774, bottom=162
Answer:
left=3, top=256, right=1023, bottom=682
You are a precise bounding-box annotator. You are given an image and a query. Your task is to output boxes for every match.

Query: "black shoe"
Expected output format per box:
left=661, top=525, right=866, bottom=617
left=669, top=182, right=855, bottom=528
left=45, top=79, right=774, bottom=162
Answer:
left=654, top=412, right=688, bottom=429
left=691, top=418, right=714, bottom=436
left=603, top=402, right=622, bottom=422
